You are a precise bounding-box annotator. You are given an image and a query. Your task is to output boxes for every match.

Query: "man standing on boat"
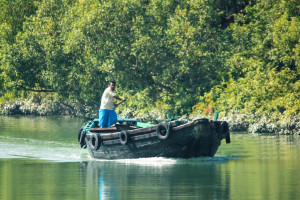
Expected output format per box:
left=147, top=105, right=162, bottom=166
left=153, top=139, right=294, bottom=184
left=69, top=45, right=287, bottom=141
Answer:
left=99, top=81, right=125, bottom=128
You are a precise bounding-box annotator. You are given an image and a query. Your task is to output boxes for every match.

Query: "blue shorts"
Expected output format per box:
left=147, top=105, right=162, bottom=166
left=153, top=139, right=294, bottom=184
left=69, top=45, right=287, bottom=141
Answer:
left=99, top=109, right=117, bottom=128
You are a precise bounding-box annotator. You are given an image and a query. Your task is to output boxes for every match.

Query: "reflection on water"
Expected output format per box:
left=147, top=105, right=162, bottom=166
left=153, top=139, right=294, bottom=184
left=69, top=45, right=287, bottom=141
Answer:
left=80, top=157, right=232, bottom=200
left=0, top=116, right=300, bottom=200
left=0, top=159, right=86, bottom=200
left=0, top=115, right=85, bottom=143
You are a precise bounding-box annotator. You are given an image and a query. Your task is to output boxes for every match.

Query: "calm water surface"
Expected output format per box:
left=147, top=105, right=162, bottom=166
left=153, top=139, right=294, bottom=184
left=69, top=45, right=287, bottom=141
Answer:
left=0, top=115, right=299, bottom=200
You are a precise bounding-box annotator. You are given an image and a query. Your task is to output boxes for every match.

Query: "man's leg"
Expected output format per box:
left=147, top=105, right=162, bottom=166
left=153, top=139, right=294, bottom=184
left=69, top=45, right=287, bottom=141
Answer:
left=107, top=110, right=118, bottom=127
left=99, top=109, right=109, bottom=128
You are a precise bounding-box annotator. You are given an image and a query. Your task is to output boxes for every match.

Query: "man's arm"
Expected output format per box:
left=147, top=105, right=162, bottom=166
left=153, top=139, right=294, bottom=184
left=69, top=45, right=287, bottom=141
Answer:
left=113, top=95, right=125, bottom=101
left=113, top=96, right=126, bottom=109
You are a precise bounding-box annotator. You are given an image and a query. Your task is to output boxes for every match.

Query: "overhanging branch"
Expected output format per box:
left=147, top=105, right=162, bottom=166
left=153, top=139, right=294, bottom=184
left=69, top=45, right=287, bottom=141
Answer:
left=23, top=88, right=57, bottom=92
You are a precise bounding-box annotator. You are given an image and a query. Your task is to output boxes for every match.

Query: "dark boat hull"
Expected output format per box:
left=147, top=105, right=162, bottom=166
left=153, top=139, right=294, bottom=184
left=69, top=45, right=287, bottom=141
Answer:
left=80, top=119, right=230, bottom=159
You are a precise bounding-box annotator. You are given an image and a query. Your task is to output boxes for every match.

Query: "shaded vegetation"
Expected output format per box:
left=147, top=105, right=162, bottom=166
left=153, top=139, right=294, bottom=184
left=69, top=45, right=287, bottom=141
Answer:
left=0, top=0, right=299, bottom=133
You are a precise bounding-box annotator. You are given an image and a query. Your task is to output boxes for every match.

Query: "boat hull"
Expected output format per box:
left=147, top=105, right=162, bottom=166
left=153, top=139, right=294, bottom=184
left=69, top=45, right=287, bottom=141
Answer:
left=80, top=118, right=229, bottom=159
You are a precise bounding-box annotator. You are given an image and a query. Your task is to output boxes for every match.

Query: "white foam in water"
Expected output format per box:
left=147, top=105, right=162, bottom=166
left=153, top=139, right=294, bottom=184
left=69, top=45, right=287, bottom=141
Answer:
left=114, top=157, right=177, bottom=166
left=96, top=156, right=233, bottom=166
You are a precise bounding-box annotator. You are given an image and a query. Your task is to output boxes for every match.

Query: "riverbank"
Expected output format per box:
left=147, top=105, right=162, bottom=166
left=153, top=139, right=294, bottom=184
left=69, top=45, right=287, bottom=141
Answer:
left=220, top=113, right=300, bottom=135
left=0, top=99, right=78, bottom=116
left=1, top=100, right=299, bottom=135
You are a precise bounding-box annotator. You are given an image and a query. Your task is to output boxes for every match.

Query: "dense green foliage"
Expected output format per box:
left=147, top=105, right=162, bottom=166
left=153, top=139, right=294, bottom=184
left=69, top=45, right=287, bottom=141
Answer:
left=192, top=0, right=299, bottom=133
left=0, top=0, right=299, bottom=132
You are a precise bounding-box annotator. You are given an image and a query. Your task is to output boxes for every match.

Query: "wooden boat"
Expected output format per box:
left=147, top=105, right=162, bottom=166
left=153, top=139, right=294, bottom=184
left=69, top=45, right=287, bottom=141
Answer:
left=77, top=118, right=230, bottom=159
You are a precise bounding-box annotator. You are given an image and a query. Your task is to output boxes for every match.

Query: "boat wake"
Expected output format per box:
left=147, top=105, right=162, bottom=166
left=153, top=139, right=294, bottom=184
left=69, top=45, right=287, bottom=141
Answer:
left=0, top=136, right=90, bottom=162
left=89, top=155, right=235, bottom=167
left=0, top=135, right=235, bottom=164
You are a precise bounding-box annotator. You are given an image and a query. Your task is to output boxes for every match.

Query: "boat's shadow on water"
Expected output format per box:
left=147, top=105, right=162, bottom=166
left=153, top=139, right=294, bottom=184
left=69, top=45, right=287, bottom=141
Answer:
left=79, top=156, right=234, bottom=199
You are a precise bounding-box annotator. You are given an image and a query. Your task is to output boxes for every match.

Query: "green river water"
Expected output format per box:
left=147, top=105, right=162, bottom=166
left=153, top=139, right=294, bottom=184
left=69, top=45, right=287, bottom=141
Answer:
left=0, top=115, right=299, bottom=200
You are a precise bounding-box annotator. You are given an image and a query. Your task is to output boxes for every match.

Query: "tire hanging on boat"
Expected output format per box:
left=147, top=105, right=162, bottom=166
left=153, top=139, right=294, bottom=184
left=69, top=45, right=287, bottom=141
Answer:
left=217, top=122, right=224, bottom=140
left=119, top=130, right=130, bottom=145
left=194, top=118, right=209, bottom=124
left=78, top=128, right=83, bottom=142
left=156, top=122, right=171, bottom=140
left=222, top=121, right=231, bottom=144
left=218, top=121, right=230, bottom=143
left=79, top=130, right=87, bottom=148
left=90, top=133, right=101, bottom=150
left=78, top=123, right=87, bottom=143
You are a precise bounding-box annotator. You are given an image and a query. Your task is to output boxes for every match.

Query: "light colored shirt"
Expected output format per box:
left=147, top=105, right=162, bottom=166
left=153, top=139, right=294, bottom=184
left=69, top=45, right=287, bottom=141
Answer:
left=100, top=87, right=115, bottom=110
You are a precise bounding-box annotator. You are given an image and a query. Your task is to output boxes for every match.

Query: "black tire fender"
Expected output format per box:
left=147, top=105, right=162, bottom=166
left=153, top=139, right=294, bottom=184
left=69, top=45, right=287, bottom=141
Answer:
left=90, top=133, right=101, bottom=150
left=79, top=130, right=87, bottom=148
left=78, top=128, right=83, bottom=142
left=194, top=118, right=209, bottom=125
left=217, top=122, right=224, bottom=140
left=156, top=123, right=171, bottom=140
left=222, top=121, right=230, bottom=144
left=119, top=130, right=130, bottom=145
